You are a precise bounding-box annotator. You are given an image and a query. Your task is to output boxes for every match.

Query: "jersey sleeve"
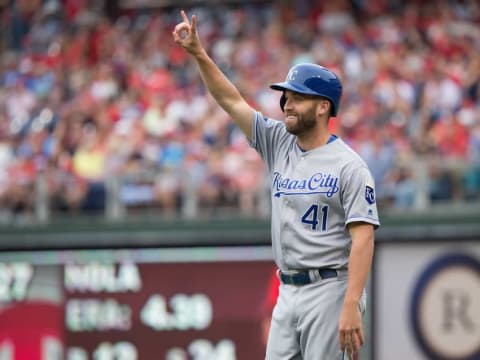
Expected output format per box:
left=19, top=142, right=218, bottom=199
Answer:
left=248, top=111, right=290, bottom=172
left=342, top=163, right=380, bottom=229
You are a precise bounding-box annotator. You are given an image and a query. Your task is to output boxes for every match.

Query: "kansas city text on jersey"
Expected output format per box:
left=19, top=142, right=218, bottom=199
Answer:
left=272, top=171, right=339, bottom=198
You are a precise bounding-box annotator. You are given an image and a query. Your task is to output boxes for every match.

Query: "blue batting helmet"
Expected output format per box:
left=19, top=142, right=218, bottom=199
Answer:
left=270, top=63, right=342, bottom=116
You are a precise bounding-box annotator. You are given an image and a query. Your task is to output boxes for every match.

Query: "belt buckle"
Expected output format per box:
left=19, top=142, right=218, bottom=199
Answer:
left=318, top=268, right=338, bottom=279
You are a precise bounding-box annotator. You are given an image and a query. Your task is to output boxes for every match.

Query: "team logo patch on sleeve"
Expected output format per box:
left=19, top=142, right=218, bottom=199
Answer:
left=365, top=186, right=376, bottom=204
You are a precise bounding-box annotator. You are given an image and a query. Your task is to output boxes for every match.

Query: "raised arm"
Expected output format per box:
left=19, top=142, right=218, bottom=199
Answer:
left=172, top=10, right=255, bottom=140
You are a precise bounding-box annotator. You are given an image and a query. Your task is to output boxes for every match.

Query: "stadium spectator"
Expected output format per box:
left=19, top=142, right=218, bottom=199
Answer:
left=0, top=0, right=479, bottom=221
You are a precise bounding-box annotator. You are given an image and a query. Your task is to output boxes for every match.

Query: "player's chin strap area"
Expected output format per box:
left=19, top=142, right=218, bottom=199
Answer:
left=276, top=268, right=347, bottom=286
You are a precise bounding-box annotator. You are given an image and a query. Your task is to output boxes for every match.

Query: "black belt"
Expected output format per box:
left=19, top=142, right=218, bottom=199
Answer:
left=279, top=268, right=338, bottom=285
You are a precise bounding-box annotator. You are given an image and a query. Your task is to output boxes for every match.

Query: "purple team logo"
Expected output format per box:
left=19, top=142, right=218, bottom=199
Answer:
left=365, top=185, right=375, bottom=204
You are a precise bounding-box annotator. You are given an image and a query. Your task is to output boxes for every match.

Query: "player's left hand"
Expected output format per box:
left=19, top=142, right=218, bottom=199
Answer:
left=338, top=301, right=364, bottom=358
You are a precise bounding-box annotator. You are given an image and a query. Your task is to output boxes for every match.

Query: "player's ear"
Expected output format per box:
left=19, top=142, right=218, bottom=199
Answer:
left=316, top=97, right=331, bottom=117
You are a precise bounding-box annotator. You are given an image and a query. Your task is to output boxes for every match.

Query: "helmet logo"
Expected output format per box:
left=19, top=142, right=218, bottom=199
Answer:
left=287, top=69, right=298, bottom=81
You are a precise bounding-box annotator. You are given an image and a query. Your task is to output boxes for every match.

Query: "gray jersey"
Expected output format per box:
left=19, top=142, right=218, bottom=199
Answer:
left=250, top=111, right=380, bottom=272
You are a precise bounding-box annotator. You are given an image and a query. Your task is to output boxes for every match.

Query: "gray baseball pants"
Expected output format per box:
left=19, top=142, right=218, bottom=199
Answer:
left=265, top=275, right=366, bottom=359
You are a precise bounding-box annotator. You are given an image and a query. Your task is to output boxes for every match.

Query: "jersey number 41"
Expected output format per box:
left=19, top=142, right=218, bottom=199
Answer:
left=301, top=204, right=329, bottom=231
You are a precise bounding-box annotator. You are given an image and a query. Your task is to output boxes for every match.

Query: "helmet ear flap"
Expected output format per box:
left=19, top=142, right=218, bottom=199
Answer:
left=280, top=92, right=286, bottom=112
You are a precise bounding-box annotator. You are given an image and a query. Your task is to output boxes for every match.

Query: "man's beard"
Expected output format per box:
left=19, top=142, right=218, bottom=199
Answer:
left=285, top=106, right=317, bottom=135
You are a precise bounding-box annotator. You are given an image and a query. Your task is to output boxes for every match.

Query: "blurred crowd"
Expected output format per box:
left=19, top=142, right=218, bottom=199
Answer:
left=0, top=0, right=479, bottom=221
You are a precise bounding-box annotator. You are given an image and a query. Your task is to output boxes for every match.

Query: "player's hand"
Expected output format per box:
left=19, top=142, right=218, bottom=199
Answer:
left=172, top=10, right=203, bottom=56
left=338, top=301, right=364, bottom=359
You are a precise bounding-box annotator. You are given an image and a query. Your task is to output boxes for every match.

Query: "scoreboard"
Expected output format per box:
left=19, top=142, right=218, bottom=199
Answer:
left=0, top=246, right=276, bottom=360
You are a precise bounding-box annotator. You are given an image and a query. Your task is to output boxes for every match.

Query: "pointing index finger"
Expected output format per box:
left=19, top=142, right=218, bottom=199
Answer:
left=181, top=10, right=190, bottom=25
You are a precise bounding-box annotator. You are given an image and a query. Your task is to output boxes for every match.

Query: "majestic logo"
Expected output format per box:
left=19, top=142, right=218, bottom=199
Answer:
left=272, top=172, right=339, bottom=198
left=365, top=186, right=376, bottom=204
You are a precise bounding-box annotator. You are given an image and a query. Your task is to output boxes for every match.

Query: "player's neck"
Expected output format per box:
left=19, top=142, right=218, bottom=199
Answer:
left=296, top=127, right=332, bottom=151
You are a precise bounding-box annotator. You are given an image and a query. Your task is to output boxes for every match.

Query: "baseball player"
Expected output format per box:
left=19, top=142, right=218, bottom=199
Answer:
left=173, top=10, right=379, bottom=359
